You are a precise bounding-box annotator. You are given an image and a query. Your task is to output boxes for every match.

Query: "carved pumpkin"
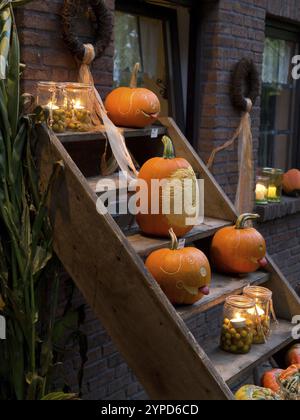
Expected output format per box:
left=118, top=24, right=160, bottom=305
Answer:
left=283, top=169, right=300, bottom=195
left=145, top=229, right=211, bottom=305
left=211, top=213, right=267, bottom=274
left=105, top=63, right=161, bottom=128
left=235, top=385, right=281, bottom=400
left=286, top=344, right=300, bottom=366
left=136, top=136, right=198, bottom=238
left=261, top=369, right=283, bottom=393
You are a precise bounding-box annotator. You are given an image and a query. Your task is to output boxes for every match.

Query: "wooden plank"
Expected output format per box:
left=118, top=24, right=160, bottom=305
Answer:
left=35, top=125, right=233, bottom=400
left=178, top=271, right=270, bottom=321
left=56, top=125, right=167, bottom=144
left=128, top=217, right=232, bottom=257
left=87, top=173, right=129, bottom=194
left=159, top=117, right=237, bottom=222
left=204, top=320, right=294, bottom=386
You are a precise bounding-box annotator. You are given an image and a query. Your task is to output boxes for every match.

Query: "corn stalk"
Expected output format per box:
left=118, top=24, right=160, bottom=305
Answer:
left=0, top=0, right=85, bottom=400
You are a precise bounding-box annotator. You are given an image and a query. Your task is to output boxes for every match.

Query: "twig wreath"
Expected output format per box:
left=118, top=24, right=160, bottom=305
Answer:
left=62, top=0, right=113, bottom=61
left=207, top=58, right=260, bottom=215
left=230, top=58, right=260, bottom=113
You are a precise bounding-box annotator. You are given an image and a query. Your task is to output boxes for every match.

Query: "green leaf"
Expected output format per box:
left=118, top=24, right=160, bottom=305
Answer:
left=0, top=6, right=12, bottom=79
left=7, top=8, right=20, bottom=137
left=41, top=392, right=79, bottom=401
left=32, top=246, right=52, bottom=276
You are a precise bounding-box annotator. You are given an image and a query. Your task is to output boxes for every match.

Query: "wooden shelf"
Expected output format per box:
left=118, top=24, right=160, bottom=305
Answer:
left=203, top=320, right=294, bottom=386
left=56, top=124, right=167, bottom=144
left=177, top=271, right=270, bottom=321
left=127, top=218, right=233, bottom=257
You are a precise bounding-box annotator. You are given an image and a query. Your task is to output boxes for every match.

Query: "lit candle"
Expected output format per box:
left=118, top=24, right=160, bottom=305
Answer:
left=230, top=316, right=247, bottom=329
left=248, top=305, right=265, bottom=317
left=72, top=99, right=84, bottom=110
left=256, top=183, right=267, bottom=201
left=46, top=101, right=59, bottom=110
left=268, top=185, right=277, bottom=199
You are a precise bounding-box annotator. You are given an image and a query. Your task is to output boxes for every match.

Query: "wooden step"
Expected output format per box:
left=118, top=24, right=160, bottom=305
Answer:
left=56, top=124, right=168, bottom=144
left=128, top=218, right=233, bottom=257
left=203, top=319, right=293, bottom=387
left=177, top=271, right=270, bottom=321
left=87, top=173, right=130, bottom=195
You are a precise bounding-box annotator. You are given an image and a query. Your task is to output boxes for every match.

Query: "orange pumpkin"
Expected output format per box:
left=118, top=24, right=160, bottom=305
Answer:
left=105, top=63, right=161, bottom=128
left=283, top=169, right=300, bottom=195
left=286, top=344, right=300, bottom=366
left=261, top=369, right=283, bottom=393
left=145, top=229, right=211, bottom=305
left=136, top=136, right=198, bottom=238
left=211, top=213, right=267, bottom=274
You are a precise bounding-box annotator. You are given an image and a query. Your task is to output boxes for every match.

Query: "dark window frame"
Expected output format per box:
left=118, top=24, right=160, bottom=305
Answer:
left=260, top=21, right=300, bottom=170
left=115, top=0, right=185, bottom=131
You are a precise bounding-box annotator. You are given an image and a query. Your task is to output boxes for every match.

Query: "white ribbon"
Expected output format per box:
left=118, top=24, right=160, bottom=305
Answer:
left=78, top=43, right=138, bottom=182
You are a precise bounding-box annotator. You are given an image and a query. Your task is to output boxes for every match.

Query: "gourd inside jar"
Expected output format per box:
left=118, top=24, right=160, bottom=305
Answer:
left=220, top=295, right=256, bottom=355
left=64, top=83, right=93, bottom=132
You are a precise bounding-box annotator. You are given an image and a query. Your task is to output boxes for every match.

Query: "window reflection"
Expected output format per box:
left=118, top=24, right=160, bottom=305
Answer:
left=114, top=11, right=169, bottom=116
left=259, top=35, right=299, bottom=170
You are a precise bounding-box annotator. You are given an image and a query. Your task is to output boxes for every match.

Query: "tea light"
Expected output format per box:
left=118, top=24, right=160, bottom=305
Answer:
left=72, top=99, right=85, bottom=110
left=230, top=316, right=247, bottom=329
left=256, top=184, right=267, bottom=202
left=268, top=185, right=277, bottom=200
left=46, top=101, right=59, bottom=110
left=255, top=175, right=269, bottom=205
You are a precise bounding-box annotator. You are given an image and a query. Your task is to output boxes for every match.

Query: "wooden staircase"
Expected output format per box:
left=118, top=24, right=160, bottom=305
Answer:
left=35, top=118, right=300, bottom=400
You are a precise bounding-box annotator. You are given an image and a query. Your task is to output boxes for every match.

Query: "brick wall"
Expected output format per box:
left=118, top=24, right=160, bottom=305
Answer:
left=16, top=0, right=300, bottom=401
left=17, top=0, right=115, bottom=98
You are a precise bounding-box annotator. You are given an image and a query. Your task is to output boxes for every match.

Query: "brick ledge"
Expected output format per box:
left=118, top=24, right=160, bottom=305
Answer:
left=256, top=196, right=300, bottom=223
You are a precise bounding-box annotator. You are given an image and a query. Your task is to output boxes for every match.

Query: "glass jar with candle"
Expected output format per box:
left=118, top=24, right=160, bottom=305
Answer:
left=262, top=168, right=284, bottom=203
left=255, top=176, right=269, bottom=205
left=64, top=83, right=93, bottom=132
left=36, top=81, right=66, bottom=133
left=243, top=286, right=273, bottom=344
left=220, top=296, right=256, bottom=355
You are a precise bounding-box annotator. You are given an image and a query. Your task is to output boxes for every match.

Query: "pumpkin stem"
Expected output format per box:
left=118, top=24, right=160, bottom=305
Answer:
left=130, top=62, right=140, bottom=88
left=162, top=136, right=175, bottom=159
left=169, top=228, right=179, bottom=250
left=236, top=213, right=260, bottom=229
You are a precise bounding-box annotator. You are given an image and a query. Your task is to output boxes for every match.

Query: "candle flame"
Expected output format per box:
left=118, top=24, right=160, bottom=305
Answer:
left=46, top=101, right=59, bottom=110
left=72, top=99, right=84, bottom=110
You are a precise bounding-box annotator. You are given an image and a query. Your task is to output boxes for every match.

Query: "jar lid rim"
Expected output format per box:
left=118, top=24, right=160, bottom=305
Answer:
left=262, top=167, right=284, bottom=174
left=225, top=295, right=256, bottom=309
left=63, top=82, right=92, bottom=89
left=243, top=285, right=272, bottom=299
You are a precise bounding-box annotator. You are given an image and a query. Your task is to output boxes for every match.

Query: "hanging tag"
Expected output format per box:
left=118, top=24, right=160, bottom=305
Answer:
left=178, top=239, right=186, bottom=249
left=151, top=128, right=159, bottom=138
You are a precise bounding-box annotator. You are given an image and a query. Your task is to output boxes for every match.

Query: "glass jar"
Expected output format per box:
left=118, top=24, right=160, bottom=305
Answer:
left=255, top=176, right=269, bottom=205
left=64, top=83, right=93, bottom=132
left=220, top=296, right=256, bottom=355
left=243, top=286, right=273, bottom=344
left=262, top=168, right=284, bottom=203
left=36, top=81, right=66, bottom=133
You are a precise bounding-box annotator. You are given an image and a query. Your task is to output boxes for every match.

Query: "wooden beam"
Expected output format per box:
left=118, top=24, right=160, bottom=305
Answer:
left=264, top=255, right=300, bottom=321
left=35, top=125, right=233, bottom=400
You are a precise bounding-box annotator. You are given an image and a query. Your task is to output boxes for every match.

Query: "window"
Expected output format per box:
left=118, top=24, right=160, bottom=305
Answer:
left=114, top=0, right=188, bottom=130
left=259, top=24, right=300, bottom=170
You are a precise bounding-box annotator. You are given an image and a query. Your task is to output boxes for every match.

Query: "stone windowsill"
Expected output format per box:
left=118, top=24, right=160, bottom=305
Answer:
left=255, top=196, right=300, bottom=223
